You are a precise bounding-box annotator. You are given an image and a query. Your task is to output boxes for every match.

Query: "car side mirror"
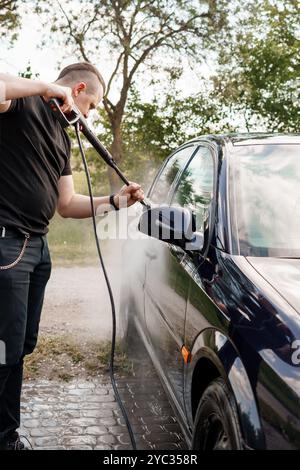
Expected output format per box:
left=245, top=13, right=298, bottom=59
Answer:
left=138, top=205, right=204, bottom=252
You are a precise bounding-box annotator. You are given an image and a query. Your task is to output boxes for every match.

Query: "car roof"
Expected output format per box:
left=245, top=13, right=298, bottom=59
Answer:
left=186, top=132, right=300, bottom=147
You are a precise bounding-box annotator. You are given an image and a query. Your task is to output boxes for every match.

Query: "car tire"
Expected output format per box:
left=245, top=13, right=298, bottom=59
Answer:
left=192, top=377, right=243, bottom=450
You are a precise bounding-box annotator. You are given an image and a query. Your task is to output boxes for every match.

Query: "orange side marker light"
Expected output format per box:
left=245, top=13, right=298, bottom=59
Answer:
left=181, top=345, right=191, bottom=364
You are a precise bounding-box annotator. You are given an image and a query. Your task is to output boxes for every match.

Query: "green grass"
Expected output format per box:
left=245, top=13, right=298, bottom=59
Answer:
left=47, top=171, right=110, bottom=266
left=24, top=334, right=134, bottom=381
left=47, top=213, right=101, bottom=265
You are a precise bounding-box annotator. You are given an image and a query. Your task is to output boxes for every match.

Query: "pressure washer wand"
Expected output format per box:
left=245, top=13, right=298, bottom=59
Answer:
left=78, top=117, right=131, bottom=185
left=48, top=98, right=150, bottom=209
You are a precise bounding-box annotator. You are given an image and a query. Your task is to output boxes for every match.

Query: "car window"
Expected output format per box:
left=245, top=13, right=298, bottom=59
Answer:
left=172, top=146, right=214, bottom=232
left=232, top=144, right=300, bottom=257
left=149, top=145, right=197, bottom=204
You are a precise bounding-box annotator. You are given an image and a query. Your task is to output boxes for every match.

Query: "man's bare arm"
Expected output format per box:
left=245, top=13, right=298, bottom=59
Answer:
left=0, top=73, right=74, bottom=113
left=57, top=175, right=144, bottom=218
left=57, top=175, right=112, bottom=218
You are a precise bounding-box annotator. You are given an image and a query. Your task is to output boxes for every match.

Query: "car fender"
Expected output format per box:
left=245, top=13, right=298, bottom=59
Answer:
left=186, top=327, right=266, bottom=449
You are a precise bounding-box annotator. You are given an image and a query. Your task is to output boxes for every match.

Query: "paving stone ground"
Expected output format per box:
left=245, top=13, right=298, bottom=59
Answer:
left=20, top=375, right=187, bottom=450
left=19, top=259, right=188, bottom=450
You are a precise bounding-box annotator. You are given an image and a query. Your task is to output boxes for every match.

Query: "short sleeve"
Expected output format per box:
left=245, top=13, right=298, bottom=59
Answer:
left=61, top=157, right=72, bottom=176
left=61, top=129, right=72, bottom=176
left=0, top=99, right=20, bottom=117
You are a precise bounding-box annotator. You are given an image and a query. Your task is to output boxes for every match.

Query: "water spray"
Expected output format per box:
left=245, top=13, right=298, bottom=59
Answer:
left=48, top=98, right=150, bottom=450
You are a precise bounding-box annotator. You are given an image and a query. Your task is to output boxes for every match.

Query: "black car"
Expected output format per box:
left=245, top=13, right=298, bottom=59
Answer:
left=120, top=133, right=300, bottom=450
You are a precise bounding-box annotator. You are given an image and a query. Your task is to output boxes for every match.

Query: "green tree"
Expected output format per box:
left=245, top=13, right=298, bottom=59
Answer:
left=18, top=62, right=40, bottom=79
left=121, top=85, right=235, bottom=180
left=212, top=0, right=300, bottom=131
left=35, top=0, right=230, bottom=190
left=72, top=84, right=235, bottom=194
left=0, top=0, right=20, bottom=41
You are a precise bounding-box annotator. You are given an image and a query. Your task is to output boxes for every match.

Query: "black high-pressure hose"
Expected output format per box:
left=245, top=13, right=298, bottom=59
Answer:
left=48, top=98, right=152, bottom=450
left=74, top=122, right=137, bottom=450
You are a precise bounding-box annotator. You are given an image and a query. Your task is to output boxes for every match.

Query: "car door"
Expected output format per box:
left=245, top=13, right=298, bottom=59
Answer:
left=121, top=144, right=195, bottom=332
left=142, top=144, right=198, bottom=405
left=170, top=143, right=216, bottom=343
left=144, top=145, right=214, bottom=411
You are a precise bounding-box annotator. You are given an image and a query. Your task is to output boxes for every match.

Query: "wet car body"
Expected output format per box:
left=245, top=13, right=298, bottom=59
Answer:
left=121, top=134, right=300, bottom=450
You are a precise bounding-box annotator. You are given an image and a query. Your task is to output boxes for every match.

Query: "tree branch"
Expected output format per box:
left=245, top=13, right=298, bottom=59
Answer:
left=105, top=51, right=124, bottom=98
left=111, top=0, right=128, bottom=44
left=57, top=0, right=90, bottom=62
left=82, top=5, right=101, bottom=36
left=103, top=96, right=115, bottom=120
left=131, top=12, right=174, bottom=50
left=128, top=14, right=207, bottom=83
left=0, top=0, right=15, bottom=10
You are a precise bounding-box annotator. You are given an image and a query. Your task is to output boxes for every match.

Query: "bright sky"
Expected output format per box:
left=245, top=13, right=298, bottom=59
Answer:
left=0, top=10, right=73, bottom=81
left=0, top=7, right=214, bottom=103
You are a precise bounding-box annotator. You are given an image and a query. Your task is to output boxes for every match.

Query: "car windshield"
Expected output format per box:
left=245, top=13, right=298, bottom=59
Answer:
left=231, top=144, right=300, bottom=257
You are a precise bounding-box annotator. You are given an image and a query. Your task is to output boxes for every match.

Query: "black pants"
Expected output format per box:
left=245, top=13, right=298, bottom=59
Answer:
left=0, top=230, right=51, bottom=443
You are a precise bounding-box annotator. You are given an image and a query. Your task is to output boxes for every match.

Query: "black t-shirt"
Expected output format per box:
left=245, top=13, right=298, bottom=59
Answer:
left=0, top=95, right=72, bottom=235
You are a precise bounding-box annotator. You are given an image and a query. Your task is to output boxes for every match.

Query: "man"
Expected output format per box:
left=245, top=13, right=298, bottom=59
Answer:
left=0, top=62, right=144, bottom=450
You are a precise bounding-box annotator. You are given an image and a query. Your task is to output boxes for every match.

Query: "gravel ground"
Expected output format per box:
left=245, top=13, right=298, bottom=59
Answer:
left=40, top=242, right=123, bottom=340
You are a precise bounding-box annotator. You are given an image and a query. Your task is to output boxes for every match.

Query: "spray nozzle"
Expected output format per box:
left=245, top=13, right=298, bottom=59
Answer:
left=48, top=98, right=81, bottom=127
left=48, top=97, right=151, bottom=210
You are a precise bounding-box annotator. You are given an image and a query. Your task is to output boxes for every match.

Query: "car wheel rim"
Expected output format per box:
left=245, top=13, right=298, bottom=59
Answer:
left=204, top=414, right=231, bottom=450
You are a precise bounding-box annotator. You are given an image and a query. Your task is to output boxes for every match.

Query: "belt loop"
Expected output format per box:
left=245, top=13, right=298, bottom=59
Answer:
left=1, top=227, right=5, bottom=238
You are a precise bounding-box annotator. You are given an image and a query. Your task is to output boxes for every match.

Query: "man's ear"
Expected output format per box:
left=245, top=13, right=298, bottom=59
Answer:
left=73, top=82, right=87, bottom=97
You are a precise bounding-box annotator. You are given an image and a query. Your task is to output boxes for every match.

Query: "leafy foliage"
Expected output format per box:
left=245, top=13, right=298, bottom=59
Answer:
left=18, top=62, right=40, bottom=79
left=9, top=1, right=298, bottom=193
left=212, top=0, right=300, bottom=131
left=33, top=0, right=231, bottom=189
left=71, top=84, right=235, bottom=193
left=0, top=0, right=20, bottom=41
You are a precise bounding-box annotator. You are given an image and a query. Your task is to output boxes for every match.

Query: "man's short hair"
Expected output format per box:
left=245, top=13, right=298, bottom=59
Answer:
left=57, top=62, right=106, bottom=95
